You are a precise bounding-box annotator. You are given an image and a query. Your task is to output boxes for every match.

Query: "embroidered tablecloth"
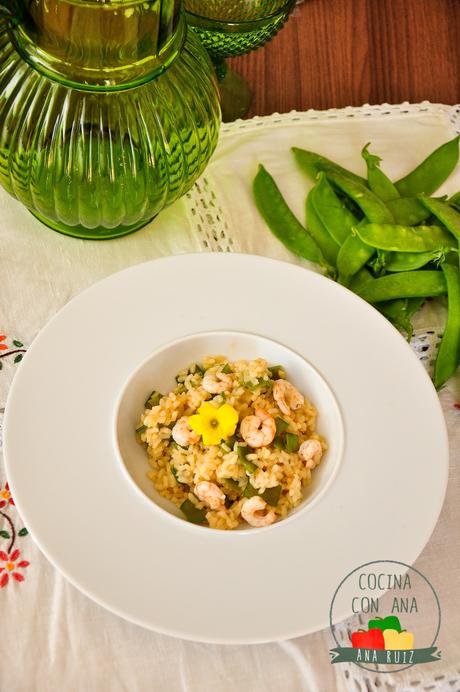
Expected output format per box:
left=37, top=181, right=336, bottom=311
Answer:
left=1, top=103, right=459, bottom=692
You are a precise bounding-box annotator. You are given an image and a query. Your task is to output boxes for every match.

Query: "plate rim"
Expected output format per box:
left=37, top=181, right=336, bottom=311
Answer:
left=3, top=253, right=450, bottom=644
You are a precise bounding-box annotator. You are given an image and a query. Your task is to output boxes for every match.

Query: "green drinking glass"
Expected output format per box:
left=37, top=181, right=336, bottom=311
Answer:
left=184, top=0, right=296, bottom=121
left=0, top=0, right=221, bottom=239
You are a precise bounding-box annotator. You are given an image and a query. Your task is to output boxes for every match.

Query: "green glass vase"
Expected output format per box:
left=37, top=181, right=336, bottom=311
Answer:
left=0, top=0, right=221, bottom=239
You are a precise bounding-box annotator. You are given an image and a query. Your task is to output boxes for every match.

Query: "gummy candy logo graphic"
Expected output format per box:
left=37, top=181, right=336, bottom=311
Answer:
left=329, top=560, right=441, bottom=672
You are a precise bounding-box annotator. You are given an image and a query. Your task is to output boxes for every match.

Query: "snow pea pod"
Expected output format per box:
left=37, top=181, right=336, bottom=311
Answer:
left=337, top=231, right=375, bottom=287
left=386, top=197, right=432, bottom=225
left=253, top=165, right=327, bottom=269
left=449, top=191, right=460, bottom=211
left=396, top=136, right=460, bottom=196
left=292, top=147, right=367, bottom=186
left=355, top=271, right=447, bottom=303
left=385, top=249, right=444, bottom=272
left=327, top=172, right=394, bottom=284
left=325, top=170, right=394, bottom=224
left=361, top=143, right=400, bottom=201
left=309, top=173, right=358, bottom=245
left=418, top=196, right=460, bottom=242
left=356, top=223, right=455, bottom=253
left=305, top=187, right=339, bottom=266
left=349, top=267, right=374, bottom=292
left=378, top=298, right=425, bottom=340
left=434, top=263, right=460, bottom=388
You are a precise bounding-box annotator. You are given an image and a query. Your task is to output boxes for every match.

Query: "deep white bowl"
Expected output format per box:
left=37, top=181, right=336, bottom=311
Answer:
left=114, top=330, right=344, bottom=532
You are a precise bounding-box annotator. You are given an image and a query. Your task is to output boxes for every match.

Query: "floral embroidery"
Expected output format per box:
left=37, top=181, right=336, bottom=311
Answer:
left=0, top=482, right=14, bottom=508
left=0, top=482, right=30, bottom=587
left=0, top=549, right=30, bottom=586
left=0, top=335, right=27, bottom=369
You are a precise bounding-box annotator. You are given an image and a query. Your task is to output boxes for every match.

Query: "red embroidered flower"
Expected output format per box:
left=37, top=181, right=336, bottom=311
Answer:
left=0, top=483, right=15, bottom=508
left=0, top=335, right=8, bottom=351
left=0, top=549, right=30, bottom=586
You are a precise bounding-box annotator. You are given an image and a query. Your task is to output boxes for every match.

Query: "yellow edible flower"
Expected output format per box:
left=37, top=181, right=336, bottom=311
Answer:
left=383, top=629, right=414, bottom=650
left=188, top=402, right=239, bottom=446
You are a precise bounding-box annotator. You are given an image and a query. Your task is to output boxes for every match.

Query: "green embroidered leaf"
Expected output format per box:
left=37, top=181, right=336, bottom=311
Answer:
left=13, top=340, right=24, bottom=347
left=0, top=530, right=10, bottom=539
left=18, top=528, right=28, bottom=536
left=14, top=354, right=23, bottom=364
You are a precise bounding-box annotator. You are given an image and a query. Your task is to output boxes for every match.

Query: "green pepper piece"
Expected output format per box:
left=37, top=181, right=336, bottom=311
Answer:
left=368, top=615, right=402, bottom=633
left=144, top=390, right=163, bottom=408
left=136, top=425, right=147, bottom=435
left=305, top=185, right=340, bottom=266
left=356, top=223, right=455, bottom=253
left=194, top=364, right=205, bottom=376
left=170, top=466, right=189, bottom=488
left=386, top=197, right=432, bottom=226
left=268, top=365, right=284, bottom=379
left=284, top=433, right=299, bottom=453
left=396, top=136, right=460, bottom=196
left=237, top=445, right=257, bottom=474
left=292, top=147, right=367, bottom=186
left=225, top=435, right=237, bottom=448
left=434, top=263, right=460, bottom=389
left=180, top=499, right=208, bottom=524
left=243, top=481, right=259, bottom=498
left=273, top=437, right=284, bottom=450
left=310, top=172, right=358, bottom=246
left=170, top=465, right=179, bottom=481
left=361, top=143, right=400, bottom=202
left=355, top=270, right=447, bottom=303
left=253, top=165, right=331, bottom=271
left=275, top=417, right=290, bottom=435
left=244, top=378, right=272, bottom=392
left=222, top=478, right=241, bottom=492
left=262, top=485, right=282, bottom=507
left=221, top=363, right=232, bottom=374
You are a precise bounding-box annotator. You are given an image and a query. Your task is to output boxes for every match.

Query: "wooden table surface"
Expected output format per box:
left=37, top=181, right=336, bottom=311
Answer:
left=229, top=0, right=460, bottom=117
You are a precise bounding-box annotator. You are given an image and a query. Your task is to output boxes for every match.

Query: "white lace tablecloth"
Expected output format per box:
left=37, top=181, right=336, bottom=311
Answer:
left=1, top=102, right=459, bottom=692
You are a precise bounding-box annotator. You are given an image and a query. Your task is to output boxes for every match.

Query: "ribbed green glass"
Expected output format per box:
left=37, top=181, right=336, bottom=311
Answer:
left=0, top=0, right=221, bottom=239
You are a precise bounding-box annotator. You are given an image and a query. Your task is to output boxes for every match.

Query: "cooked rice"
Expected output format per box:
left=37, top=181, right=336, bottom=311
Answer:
left=137, top=356, right=326, bottom=530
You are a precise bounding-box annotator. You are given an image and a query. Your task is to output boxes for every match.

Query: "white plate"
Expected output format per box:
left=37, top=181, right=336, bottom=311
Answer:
left=4, top=254, right=448, bottom=644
